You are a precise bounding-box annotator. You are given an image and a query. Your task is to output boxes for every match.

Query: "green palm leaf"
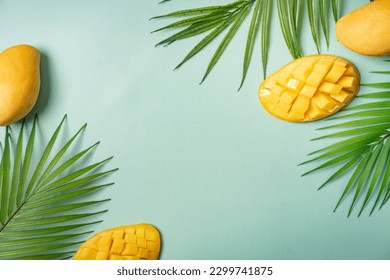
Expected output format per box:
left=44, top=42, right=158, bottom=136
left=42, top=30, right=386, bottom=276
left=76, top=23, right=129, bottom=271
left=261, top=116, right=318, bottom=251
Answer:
left=0, top=115, right=117, bottom=259
left=151, top=0, right=338, bottom=88
left=301, top=62, right=390, bottom=216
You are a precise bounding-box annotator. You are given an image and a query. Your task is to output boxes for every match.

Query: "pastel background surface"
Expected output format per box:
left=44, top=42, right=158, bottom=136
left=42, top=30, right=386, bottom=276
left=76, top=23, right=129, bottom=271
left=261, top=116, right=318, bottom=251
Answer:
left=0, top=0, right=389, bottom=259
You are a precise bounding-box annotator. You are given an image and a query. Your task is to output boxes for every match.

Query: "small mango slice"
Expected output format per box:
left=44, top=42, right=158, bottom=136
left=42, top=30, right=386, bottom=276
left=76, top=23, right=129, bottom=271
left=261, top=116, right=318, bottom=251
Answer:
left=0, top=44, right=41, bottom=126
left=73, top=224, right=161, bottom=260
left=258, top=54, right=360, bottom=122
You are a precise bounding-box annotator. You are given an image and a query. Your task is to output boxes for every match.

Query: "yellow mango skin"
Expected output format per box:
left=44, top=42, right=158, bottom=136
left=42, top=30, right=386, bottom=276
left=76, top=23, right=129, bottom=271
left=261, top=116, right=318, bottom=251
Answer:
left=336, top=0, right=390, bottom=56
left=73, top=224, right=161, bottom=260
left=258, top=55, right=360, bottom=122
left=0, top=44, right=41, bottom=126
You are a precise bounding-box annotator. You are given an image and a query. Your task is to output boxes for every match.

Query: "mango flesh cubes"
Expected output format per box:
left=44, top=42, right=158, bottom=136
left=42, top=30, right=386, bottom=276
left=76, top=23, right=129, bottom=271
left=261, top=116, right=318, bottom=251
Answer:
left=73, top=224, right=161, bottom=260
left=258, top=55, right=360, bottom=122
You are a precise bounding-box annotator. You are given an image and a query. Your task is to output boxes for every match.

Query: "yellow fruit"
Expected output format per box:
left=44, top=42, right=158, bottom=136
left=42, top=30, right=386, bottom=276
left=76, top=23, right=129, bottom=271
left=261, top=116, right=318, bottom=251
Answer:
left=336, top=0, right=390, bottom=56
left=258, top=55, right=360, bottom=122
left=0, top=44, right=41, bottom=126
left=73, top=224, right=161, bottom=260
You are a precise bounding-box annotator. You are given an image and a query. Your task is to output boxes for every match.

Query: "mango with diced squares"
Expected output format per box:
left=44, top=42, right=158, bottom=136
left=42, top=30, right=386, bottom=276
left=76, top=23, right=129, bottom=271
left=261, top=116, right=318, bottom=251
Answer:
left=258, top=54, right=360, bottom=122
left=73, top=224, right=161, bottom=260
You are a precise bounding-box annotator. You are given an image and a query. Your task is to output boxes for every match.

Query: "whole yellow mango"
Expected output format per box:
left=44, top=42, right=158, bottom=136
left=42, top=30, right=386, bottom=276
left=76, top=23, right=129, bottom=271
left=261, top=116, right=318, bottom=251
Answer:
left=0, top=44, right=40, bottom=126
left=336, top=0, right=390, bottom=56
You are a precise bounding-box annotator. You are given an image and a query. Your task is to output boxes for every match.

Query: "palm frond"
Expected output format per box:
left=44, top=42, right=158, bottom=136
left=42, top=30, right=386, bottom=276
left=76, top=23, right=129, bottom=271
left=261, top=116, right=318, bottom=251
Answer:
left=152, top=0, right=338, bottom=88
left=301, top=62, right=390, bottom=216
left=0, top=115, right=117, bottom=259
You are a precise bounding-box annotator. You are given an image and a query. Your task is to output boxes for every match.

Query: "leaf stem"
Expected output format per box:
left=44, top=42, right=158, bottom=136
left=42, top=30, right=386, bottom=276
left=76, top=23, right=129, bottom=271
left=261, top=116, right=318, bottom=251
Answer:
left=0, top=199, right=28, bottom=233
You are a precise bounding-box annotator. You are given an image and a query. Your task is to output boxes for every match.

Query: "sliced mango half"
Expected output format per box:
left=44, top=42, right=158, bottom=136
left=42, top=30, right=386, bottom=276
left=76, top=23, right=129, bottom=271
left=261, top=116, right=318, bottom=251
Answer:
left=73, top=224, right=161, bottom=260
left=258, top=54, right=360, bottom=122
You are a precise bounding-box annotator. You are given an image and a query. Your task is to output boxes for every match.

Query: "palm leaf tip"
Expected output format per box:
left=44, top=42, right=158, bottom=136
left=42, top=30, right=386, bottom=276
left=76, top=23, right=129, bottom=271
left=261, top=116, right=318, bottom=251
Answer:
left=0, top=115, right=117, bottom=259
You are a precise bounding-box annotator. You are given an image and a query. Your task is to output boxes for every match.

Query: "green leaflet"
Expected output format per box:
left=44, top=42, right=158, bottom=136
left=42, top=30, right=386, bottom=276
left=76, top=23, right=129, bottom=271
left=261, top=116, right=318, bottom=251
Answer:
left=174, top=14, right=238, bottom=71
left=302, top=62, right=390, bottom=216
left=239, top=0, right=263, bottom=90
left=348, top=143, right=382, bottom=217
left=301, top=146, right=371, bottom=177
left=261, top=0, right=272, bottom=79
left=0, top=115, right=117, bottom=259
left=361, top=82, right=390, bottom=88
left=0, top=242, right=82, bottom=259
left=0, top=233, right=90, bottom=249
left=331, top=0, right=339, bottom=21
left=152, top=1, right=246, bottom=19
left=360, top=140, right=390, bottom=216
left=9, top=121, right=24, bottom=217
left=326, top=109, right=390, bottom=120
left=0, top=222, right=101, bottom=238
left=317, top=116, right=390, bottom=129
left=24, top=115, right=67, bottom=197
left=317, top=156, right=360, bottom=191
left=152, top=11, right=230, bottom=33
left=17, top=116, right=37, bottom=206
left=357, top=91, right=390, bottom=99
left=200, top=3, right=252, bottom=84
left=318, top=0, right=329, bottom=48
left=333, top=151, right=371, bottom=213
left=152, top=0, right=338, bottom=89
left=277, top=0, right=302, bottom=59
left=307, top=0, right=320, bottom=53
left=0, top=127, right=11, bottom=224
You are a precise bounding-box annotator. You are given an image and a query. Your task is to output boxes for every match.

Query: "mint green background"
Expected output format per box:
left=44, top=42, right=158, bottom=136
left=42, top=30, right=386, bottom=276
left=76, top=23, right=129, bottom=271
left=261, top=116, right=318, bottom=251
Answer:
left=0, top=0, right=389, bottom=259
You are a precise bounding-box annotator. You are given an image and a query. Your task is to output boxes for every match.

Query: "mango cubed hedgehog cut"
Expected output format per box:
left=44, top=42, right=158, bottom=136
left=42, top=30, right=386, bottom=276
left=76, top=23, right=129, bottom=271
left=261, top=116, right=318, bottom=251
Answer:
left=73, top=224, right=161, bottom=260
left=258, top=54, right=360, bottom=122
